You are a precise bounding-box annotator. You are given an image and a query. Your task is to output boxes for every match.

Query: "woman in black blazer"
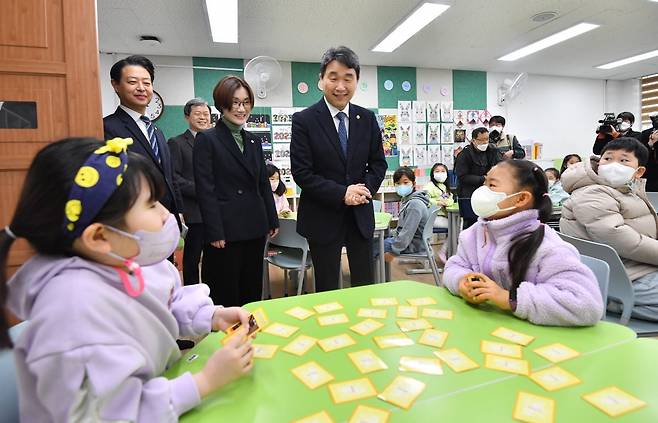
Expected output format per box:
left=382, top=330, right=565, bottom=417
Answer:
left=193, top=76, right=279, bottom=306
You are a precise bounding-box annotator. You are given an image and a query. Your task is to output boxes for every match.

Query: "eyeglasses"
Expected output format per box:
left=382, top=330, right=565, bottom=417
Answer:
left=231, top=100, right=251, bottom=110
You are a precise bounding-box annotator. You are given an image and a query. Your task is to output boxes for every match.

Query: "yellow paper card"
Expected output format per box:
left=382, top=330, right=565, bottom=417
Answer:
left=481, top=340, right=523, bottom=358
left=533, top=343, right=580, bottom=363
left=292, top=410, right=334, bottom=423
left=348, top=405, right=390, bottom=423
left=317, top=313, right=349, bottom=326
left=396, top=305, right=418, bottom=319
left=357, top=308, right=388, bottom=319
left=371, top=297, right=398, bottom=306
left=378, top=375, right=426, bottom=409
left=399, top=356, right=443, bottom=375
left=434, top=348, right=479, bottom=373
left=513, top=391, right=555, bottom=423
left=262, top=322, right=299, bottom=338
left=350, top=319, right=384, bottom=336
left=285, top=306, right=316, bottom=320
left=373, top=333, right=414, bottom=349
left=348, top=349, right=388, bottom=374
left=406, top=297, right=437, bottom=306
left=328, top=378, right=377, bottom=404
left=313, top=302, right=343, bottom=314
left=396, top=318, right=432, bottom=333
left=318, top=334, right=357, bottom=352
left=421, top=308, right=454, bottom=320
left=491, top=326, right=535, bottom=346
left=252, top=307, right=269, bottom=329
left=252, top=344, right=278, bottom=359
left=291, top=361, right=335, bottom=389
left=485, top=354, right=530, bottom=375
left=582, top=386, right=646, bottom=417
left=418, top=329, right=448, bottom=348
left=529, top=366, right=581, bottom=392
left=282, top=335, right=318, bottom=356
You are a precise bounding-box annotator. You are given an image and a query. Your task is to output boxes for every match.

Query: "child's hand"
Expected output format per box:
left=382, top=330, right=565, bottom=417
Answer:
left=384, top=252, right=396, bottom=263
left=193, top=328, right=253, bottom=398
left=212, top=306, right=251, bottom=333
left=468, top=275, right=511, bottom=311
left=458, top=274, right=486, bottom=304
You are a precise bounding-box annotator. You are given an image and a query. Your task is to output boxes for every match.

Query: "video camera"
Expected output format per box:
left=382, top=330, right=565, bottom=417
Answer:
left=596, top=113, right=621, bottom=134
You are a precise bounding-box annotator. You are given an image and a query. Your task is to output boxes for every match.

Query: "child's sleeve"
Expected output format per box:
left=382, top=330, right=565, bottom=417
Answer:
left=390, top=205, right=423, bottom=255
left=26, top=344, right=201, bottom=422
left=514, top=245, right=604, bottom=326
left=168, top=267, right=215, bottom=338
left=443, top=230, right=476, bottom=295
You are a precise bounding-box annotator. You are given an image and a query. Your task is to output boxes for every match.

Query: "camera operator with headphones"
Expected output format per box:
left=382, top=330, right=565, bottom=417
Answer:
left=640, top=112, right=658, bottom=192
left=593, top=111, right=642, bottom=155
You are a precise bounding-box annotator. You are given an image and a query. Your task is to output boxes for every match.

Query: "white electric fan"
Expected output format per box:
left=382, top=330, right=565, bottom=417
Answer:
left=244, top=56, right=282, bottom=99
left=497, top=72, right=528, bottom=106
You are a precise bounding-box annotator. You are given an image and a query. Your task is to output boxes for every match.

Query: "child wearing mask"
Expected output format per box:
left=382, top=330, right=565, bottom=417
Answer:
left=560, top=137, right=658, bottom=321
left=423, top=163, right=455, bottom=229
left=444, top=159, right=603, bottom=326
left=544, top=167, right=570, bottom=206
left=267, top=163, right=292, bottom=217
left=560, top=154, right=582, bottom=175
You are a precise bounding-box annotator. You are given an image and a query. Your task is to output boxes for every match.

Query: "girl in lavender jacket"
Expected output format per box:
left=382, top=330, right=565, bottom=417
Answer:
left=444, top=159, right=603, bottom=326
left=0, top=138, right=254, bottom=422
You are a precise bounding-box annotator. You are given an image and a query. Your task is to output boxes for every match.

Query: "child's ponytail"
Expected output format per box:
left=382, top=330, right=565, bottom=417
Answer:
left=1, top=228, right=17, bottom=348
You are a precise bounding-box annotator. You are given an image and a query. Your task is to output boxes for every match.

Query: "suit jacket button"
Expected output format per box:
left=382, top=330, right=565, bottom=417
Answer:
left=237, top=189, right=243, bottom=194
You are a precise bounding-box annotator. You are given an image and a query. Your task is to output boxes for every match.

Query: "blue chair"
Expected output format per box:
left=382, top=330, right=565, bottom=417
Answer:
left=0, top=321, right=28, bottom=423
left=263, top=219, right=313, bottom=297
left=372, top=199, right=383, bottom=213
left=580, top=255, right=609, bottom=320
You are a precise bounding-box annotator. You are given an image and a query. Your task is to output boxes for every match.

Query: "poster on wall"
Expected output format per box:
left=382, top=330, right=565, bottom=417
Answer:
left=441, top=145, right=455, bottom=168
left=479, top=110, right=492, bottom=126
left=454, top=128, right=466, bottom=144
left=428, top=144, right=441, bottom=165
left=413, top=145, right=427, bottom=167
left=252, top=132, right=272, bottom=149
left=271, top=107, right=296, bottom=124
left=427, top=101, right=440, bottom=122
left=399, top=145, right=413, bottom=166
left=413, top=101, right=426, bottom=122
left=246, top=114, right=271, bottom=131
left=378, top=114, right=398, bottom=156
left=272, top=125, right=292, bottom=143
left=398, top=122, right=412, bottom=145
left=397, top=101, right=412, bottom=123
left=454, top=110, right=466, bottom=128
left=414, top=123, right=426, bottom=145
left=441, top=123, right=454, bottom=144
left=440, top=101, right=454, bottom=122
left=466, top=110, right=479, bottom=125
left=273, top=142, right=291, bottom=161
left=427, top=123, right=440, bottom=144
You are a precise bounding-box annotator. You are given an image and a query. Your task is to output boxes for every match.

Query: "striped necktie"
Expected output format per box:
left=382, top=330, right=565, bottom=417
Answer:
left=140, top=115, right=160, bottom=162
left=336, top=111, right=348, bottom=156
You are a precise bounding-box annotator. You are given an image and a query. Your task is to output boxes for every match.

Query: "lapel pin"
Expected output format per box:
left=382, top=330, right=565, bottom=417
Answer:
left=251, top=140, right=254, bottom=143
left=356, top=114, right=361, bottom=119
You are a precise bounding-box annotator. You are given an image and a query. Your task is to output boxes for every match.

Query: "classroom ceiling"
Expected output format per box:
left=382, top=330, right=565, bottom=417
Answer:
left=97, top=0, right=658, bottom=80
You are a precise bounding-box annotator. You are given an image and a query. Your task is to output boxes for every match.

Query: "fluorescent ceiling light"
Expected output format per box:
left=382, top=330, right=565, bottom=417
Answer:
left=498, top=23, right=599, bottom=61
left=372, top=2, right=450, bottom=52
left=597, top=49, right=658, bottom=69
left=205, top=0, right=238, bottom=43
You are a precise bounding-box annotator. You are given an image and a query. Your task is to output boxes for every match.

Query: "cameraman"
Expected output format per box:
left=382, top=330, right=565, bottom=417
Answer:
left=593, top=111, right=642, bottom=155
left=640, top=112, right=658, bottom=192
left=489, top=115, right=525, bottom=159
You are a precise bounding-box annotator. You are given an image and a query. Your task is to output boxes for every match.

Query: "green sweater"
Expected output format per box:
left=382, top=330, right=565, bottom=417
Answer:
left=223, top=118, right=244, bottom=152
left=422, top=182, right=455, bottom=217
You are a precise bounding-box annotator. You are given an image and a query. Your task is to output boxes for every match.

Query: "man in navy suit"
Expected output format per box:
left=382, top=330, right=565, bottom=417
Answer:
left=103, top=55, right=183, bottom=219
left=291, top=46, right=387, bottom=292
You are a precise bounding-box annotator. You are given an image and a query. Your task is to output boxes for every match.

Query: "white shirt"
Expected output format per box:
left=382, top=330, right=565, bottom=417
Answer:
left=189, top=129, right=197, bottom=138
left=119, top=104, right=150, bottom=141
left=324, top=97, right=349, bottom=137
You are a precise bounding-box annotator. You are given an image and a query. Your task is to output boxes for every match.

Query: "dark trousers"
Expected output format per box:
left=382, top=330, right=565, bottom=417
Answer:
left=458, top=197, right=478, bottom=230
left=182, top=223, right=204, bottom=285
left=308, top=211, right=374, bottom=292
left=201, top=236, right=266, bottom=307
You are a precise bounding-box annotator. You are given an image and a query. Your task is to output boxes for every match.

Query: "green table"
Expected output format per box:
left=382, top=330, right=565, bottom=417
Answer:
left=373, top=212, right=392, bottom=283
left=166, top=281, right=644, bottom=422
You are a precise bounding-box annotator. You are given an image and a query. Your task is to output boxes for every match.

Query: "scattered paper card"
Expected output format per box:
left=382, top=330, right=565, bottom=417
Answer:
left=399, top=356, right=443, bottom=375
left=262, top=322, right=299, bottom=338
left=418, top=329, right=448, bottom=348
left=252, top=307, right=269, bottom=328
left=291, top=361, right=335, bottom=390
left=396, top=305, right=418, bottom=319
left=396, top=318, right=432, bottom=333
left=434, top=348, right=479, bottom=373
left=348, top=349, right=389, bottom=374
left=313, top=302, right=344, bottom=314
left=378, top=375, right=426, bottom=409
left=328, top=378, right=377, bottom=404
left=293, top=410, right=335, bottom=423
left=582, top=386, right=646, bottom=418
left=357, top=308, right=388, bottom=319
left=485, top=354, right=530, bottom=375
left=406, top=297, right=437, bottom=306
left=348, top=404, right=390, bottom=423
left=223, top=314, right=261, bottom=345
left=283, top=335, right=318, bottom=356
left=421, top=308, right=453, bottom=320
left=286, top=306, right=316, bottom=320
left=513, top=391, right=555, bottom=423
left=530, top=366, right=581, bottom=392
left=481, top=340, right=523, bottom=358
left=319, top=334, right=357, bottom=352
left=317, top=313, right=349, bottom=326
left=491, top=326, right=535, bottom=346
left=350, top=319, right=384, bottom=336
left=374, top=333, right=414, bottom=349
left=252, top=344, right=279, bottom=359
left=371, top=297, right=398, bottom=306
left=533, top=343, right=580, bottom=363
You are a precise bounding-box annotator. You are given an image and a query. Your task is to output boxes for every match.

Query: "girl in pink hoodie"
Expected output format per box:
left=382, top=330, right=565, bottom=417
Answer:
left=444, top=159, right=603, bottom=326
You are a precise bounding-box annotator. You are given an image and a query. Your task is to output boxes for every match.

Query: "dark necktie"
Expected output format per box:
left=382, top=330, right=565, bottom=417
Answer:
left=336, top=111, right=348, bottom=156
left=140, top=115, right=160, bottom=162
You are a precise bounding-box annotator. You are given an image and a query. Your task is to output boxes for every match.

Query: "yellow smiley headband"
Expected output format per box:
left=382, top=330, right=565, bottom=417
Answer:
left=63, top=137, right=133, bottom=241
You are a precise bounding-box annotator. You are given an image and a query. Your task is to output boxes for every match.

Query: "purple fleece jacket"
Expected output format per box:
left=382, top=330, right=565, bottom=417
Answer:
left=7, top=255, right=216, bottom=422
left=444, top=209, right=603, bottom=326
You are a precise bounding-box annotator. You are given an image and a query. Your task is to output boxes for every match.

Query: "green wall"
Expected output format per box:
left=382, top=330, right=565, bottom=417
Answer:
left=377, top=66, right=416, bottom=108
left=452, top=70, right=487, bottom=110
left=154, top=105, right=186, bottom=140
left=291, top=62, right=323, bottom=107
left=193, top=57, right=244, bottom=104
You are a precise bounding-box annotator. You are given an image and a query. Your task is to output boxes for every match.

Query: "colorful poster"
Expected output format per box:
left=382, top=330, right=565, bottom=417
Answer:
left=454, top=110, right=467, bottom=128
left=246, top=114, right=271, bottom=131
left=398, top=123, right=412, bottom=145
left=272, top=125, right=292, bottom=143
left=273, top=142, right=291, bottom=161
left=400, top=146, right=413, bottom=166
left=398, top=101, right=412, bottom=123
left=440, top=101, right=454, bottom=122
left=466, top=110, right=479, bottom=125
left=454, top=129, right=466, bottom=144
left=378, top=114, right=398, bottom=156
left=441, top=123, right=454, bottom=144
left=413, top=145, right=427, bottom=167
left=479, top=110, right=492, bottom=126
left=427, top=102, right=440, bottom=122
left=271, top=107, right=296, bottom=124
left=428, top=145, right=441, bottom=165
left=427, top=123, right=440, bottom=144
left=413, top=101, right=427, bottom=122
left=252, top=132, right=272, bottom=149
left=414, top=123, right=427, bottom=145
left=441, top=145, right=455, bottom=168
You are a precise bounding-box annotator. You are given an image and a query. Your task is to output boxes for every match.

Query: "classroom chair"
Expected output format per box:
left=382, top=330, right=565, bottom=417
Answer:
left=580, top=255, right=610, bottom=320
left=372, top=199, right=383, bottom=213
left=0, top=321, right=28, bottom=423
left=645, top=191, right=658, bottom=212
left=397, top=206, right=442, bottom=286
left=559, top=233, right=658, bottom=336
left=262, top=218, right=314, bottom=297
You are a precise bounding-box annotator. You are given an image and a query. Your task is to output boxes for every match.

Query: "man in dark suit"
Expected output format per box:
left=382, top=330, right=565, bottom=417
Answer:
left=291, top=46, right=387, bottom=292
left=103, top=55, right=183, bottom=221
left=168, top=98, right=211, bottom=284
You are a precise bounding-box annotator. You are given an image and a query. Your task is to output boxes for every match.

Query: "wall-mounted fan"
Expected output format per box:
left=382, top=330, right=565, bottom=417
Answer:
left=244, top=56, right=282, bottom=99
left=497, top=72, right=528, bottom=106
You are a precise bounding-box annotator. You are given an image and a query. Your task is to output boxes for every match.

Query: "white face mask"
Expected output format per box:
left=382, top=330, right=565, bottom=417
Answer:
left=475, top=143, right=489, bottom=152
left=598, top=162, right=637, bottom=187
left=434, top=172, right=448, bottom=183
left=470, top=186, right=521, bottom=218
left=619, top=121, right=631, bottom=132
left=547, top=180, right=556, bottom=188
